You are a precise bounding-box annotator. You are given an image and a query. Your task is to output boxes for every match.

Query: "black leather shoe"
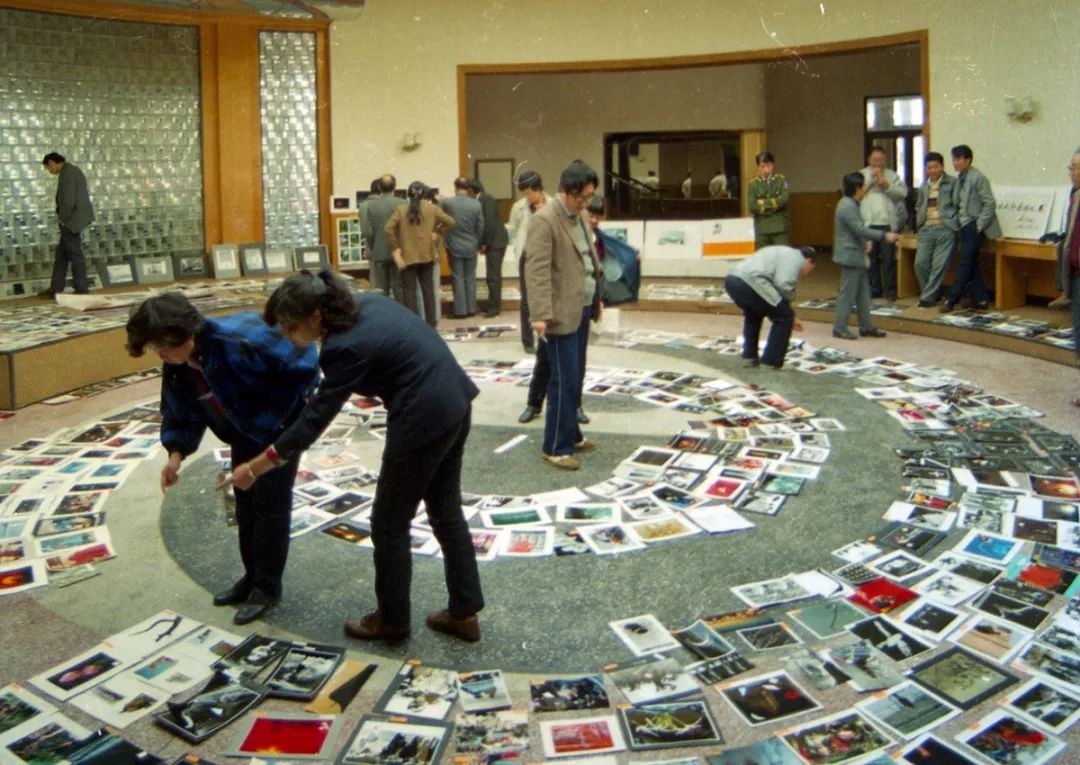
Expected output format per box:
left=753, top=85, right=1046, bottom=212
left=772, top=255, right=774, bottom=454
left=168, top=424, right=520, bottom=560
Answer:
left=213, top=579, right=249, bottom=607
left=576, top=407, right=590, bottom=425
left=484, top=310, right=499, bottom=318
left=973, top=301, right=990, bottom=311
left=917, top=299, right=935, bottom=308
left=832, top=330, right=857, bottom=340
left=518, top=405, right=540, bottom=424
left=939, top=301, right=956, bottom=314
left=233, top=589, right=278, bottom=625
left=36, top=289, right=55, bottom=299
left=860, top=328, right=887, bottom=338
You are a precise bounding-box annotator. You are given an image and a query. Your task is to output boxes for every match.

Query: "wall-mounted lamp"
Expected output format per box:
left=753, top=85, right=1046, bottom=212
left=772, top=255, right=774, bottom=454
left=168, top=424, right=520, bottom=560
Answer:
left=402, top=132, right=422, bottom=151
left=1005, top=96, right=1036, bottom=123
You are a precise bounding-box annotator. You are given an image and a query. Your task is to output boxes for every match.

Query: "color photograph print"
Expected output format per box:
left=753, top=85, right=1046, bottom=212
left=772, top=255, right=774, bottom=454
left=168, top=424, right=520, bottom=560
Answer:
left=337, top=713, right=449, bottom=765
left=854, top=680, right=960, bottom=741
left=0, top=559, right=47, bottom=597
left=955, top=529, right=1024, bottom=566
left=971, top=590, right=1050, bottom=632
left=619, top=697, right=723, bottom=751
left=908, top=646, right=1018, bottom=710
left=626, top=514, right=700, bottom=544
left=782, top=649, right=850, bottom=691
left=608, top=613, right=680, bottom=657
left=3, top=716, right=90, bottom=765
left=948, top=614, right=1033, bottom=664
left=718, top=671, right=820, bottom=727
left=227, top=713, right=340, bottom=760
left=737, top=621, right=802, bottom=652
left=1014, top=642, right=1080, bottom=688
left=604, top=655, right=698, bottom=706
left=68, top=671, right=169, bottom=728
left=538, top=714, right=625, bottom=759
left=457, top=670, right=512, bottom=714
left=529, top=675, right=609, bottom=713
left=955, top=709, right=1064, bottom=765
left=706, top=737, right=803, bottom=764
left=893, top=599, right=966, bottom=640
left=0, top=683, right=56, bottom=740
left=899, top=734, right=981, bottom=764
left=847, top=577, right=918, bottom=615
left=375, top=664, right=458, bottom=721
left=779, top=710, right=892, bottom=765
left=579, top=523, right=646, bottom=555
left=453, top=709, right=528, bottom=761
left=824, top=640, right=904, bottom=692
left=33, top=646, right=126, bottom=701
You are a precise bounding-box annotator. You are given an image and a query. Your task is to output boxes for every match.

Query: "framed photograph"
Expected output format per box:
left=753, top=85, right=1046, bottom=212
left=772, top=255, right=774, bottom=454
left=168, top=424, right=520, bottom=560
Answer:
left=265, top=645, right=343, bottom=700
left=529, top=674, right=608, bottom=712
left=98, top=257, right=136, bottom=286
left=474, top=158, right=514, bottom=200
left=374, top=662, right=457, bottom=721
left=227, top=712, right=341, bottom=760
left=619, top=697, right=724, bottom=751
left=153, top=671, right=268, bottom=743
left=171, top=251, right=208, bottom=280
left=718, top=670, right=821, bottom=726
left=908, top=646, right=1018, bottom=710
left=239, top=242, right=267, bottom=276
left=294, top=244, right=329, bottom=271
left=134, top=255, right=174, bottom=284
left=604, top=655, right=698, bottom=705
left=336, top=713, right=449, bottom=765
left=454, top=709, right=528, bottom=762
left=608, top=613, right=680, bottom=656
left=855, top=680, right=960, bottom=741
left=780, top=710, right=893, bottom=764
left=955, top=710, right=1064, bottom=765
left=457, top=669, right=512, bottom=713
left=213, top=633, right=291, bottom=678
left=263, top=246, right=292, bottom=274
left=211, top=244, right=241, bottom=278
left=538, top=714, right=625, bottom=759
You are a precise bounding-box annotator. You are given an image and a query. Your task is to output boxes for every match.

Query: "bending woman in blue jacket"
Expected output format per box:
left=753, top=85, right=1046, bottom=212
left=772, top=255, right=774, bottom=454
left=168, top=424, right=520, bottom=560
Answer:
left=126, top=293, right=319, bottom=625
left=225, top=271, right=485, bottom=643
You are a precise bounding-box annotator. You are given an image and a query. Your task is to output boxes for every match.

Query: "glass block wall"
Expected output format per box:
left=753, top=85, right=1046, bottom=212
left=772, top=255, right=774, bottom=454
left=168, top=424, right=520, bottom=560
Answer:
left=259, top=31, right=319, bottom=251
left=0, top=8, right=203, bottom=297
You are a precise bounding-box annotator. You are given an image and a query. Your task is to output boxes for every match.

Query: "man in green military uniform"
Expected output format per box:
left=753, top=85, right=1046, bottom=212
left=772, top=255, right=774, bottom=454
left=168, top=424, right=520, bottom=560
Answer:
left=748, top=151, right=790, bottom=249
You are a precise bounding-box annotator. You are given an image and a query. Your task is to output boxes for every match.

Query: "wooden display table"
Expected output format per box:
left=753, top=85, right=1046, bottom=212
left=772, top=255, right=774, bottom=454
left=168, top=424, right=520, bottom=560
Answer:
left=896, top=234, right=1055, bottom=309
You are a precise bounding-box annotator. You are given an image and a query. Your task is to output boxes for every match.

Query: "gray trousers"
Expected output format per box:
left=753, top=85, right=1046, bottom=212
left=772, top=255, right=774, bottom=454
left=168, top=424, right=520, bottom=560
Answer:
left=450, top=254, right=477, bottom=316
left=371, top=259, right=404, bottom=303
left=914, top=225, right=956, bottom=303
left=833, top=265, right=876, bottom=333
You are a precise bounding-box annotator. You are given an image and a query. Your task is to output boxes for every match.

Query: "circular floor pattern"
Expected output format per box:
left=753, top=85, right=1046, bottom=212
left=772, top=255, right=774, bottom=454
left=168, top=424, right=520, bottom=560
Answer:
left=161, top=344, right=905, bottom=671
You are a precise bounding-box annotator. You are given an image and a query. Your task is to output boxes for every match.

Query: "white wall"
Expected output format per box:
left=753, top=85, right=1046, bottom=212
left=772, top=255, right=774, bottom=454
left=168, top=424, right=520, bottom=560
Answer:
left=324, top=0, right=1080, bottom=199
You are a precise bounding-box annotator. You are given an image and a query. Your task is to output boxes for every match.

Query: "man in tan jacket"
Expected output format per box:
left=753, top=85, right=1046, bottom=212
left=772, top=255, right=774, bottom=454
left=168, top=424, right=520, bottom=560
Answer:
left=524, top=161, right=603, bottom=470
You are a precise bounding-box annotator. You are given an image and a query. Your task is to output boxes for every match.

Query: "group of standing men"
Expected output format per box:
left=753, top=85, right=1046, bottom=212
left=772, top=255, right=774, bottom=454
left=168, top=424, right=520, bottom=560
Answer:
left=358, top=174, right=509, bottom=322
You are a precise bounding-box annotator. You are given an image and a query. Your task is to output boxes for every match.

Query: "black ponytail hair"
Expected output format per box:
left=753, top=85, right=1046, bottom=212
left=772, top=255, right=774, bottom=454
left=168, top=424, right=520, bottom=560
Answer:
left=264, top=269, right=358, bottom=334
left=406, top=180, right=428, bottom=225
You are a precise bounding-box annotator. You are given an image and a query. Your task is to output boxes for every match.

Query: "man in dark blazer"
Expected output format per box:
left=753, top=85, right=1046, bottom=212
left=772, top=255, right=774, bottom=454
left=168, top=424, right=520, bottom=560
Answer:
left=42, top=152, right=95, bottom=298
left=469, top=179, right=510, bottom=317
left=362, top=174, right=406, bottom=303
left=941, top=144, right=1000, bottom=312
left=913, top=152, right=960, bottom=307
left=440, top=177, right=484, bottom=317
left=832, top=171, right=899, bottom=339
left=524, top=161, right=603, bottom=471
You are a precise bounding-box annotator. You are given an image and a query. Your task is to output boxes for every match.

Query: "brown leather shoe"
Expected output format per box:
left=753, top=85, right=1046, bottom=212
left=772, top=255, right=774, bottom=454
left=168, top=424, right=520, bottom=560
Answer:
left=426, top=609, right=480, bottom=642
left=344, top=611, right=409, bottom=641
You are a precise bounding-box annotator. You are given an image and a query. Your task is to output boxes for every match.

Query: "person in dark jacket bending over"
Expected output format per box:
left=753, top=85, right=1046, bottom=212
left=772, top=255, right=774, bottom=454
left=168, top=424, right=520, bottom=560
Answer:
left=126, top=293, right=319, bottom=625
left=224, top=270, right=485, bottom=642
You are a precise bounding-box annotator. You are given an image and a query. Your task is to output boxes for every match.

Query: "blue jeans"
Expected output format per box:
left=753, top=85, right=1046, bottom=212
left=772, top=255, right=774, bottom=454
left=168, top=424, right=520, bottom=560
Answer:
left=542, top=306, right=588, bottom=456
left=947, top=222, right=989, bottom=305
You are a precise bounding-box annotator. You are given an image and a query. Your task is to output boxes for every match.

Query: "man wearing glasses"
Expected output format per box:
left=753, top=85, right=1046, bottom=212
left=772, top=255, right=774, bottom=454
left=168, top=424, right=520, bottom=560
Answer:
left=523, top=161, right=603, bottom=471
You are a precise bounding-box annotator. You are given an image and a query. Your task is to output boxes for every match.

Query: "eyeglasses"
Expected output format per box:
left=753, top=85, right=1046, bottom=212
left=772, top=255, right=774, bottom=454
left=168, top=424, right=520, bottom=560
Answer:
left=566, top=191, right=591, bottom=205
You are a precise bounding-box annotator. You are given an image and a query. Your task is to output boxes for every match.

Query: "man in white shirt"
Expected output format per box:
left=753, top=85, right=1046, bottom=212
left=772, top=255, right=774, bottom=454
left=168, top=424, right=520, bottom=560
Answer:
left=708, top=170, right=728, bottom=198
left=859, top=147, right=908, bottom=302
left=508, top=170, right=552, bottom=353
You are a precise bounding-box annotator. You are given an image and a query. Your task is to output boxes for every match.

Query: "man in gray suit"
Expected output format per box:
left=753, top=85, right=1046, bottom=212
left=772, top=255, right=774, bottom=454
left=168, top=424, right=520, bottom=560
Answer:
left=440, top=177, right=484, bottom=317
left=832, top=171, right=899, bottom=339
left=362, top=174, right=406, bottom=303
left=469, top=179, right=510, bottom=317
left=941, top=144, right=1000, bottom=313
left=913, top=152, right=960, bottom=307
left=42, top=152, right=94, bottom=297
